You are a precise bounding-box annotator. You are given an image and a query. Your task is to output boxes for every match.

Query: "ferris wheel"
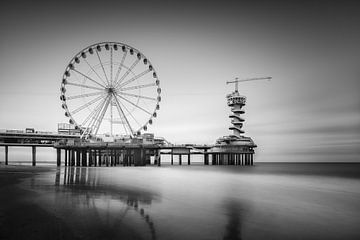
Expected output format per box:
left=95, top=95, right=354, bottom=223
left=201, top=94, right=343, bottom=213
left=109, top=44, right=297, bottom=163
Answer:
left=60, top=42, right=161, bottom=139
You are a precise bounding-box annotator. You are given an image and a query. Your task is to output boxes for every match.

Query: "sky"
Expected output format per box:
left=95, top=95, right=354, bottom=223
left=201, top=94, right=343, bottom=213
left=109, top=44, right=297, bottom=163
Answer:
left=0, top=0, right=359, bottom=162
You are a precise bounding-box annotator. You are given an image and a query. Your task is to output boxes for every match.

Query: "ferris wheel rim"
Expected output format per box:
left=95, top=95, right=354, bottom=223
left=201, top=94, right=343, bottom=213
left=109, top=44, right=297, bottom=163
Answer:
left=60, top=41, right=161, bottom=138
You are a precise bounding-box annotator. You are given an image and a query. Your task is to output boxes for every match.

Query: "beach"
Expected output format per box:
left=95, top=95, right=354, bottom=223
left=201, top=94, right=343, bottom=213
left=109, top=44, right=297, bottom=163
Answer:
left=1, top=163, right=360, bottom=240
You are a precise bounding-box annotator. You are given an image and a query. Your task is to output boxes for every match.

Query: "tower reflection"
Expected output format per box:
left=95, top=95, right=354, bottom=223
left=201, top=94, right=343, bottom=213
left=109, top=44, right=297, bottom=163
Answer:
left=222, top=199, right=248, bottom=240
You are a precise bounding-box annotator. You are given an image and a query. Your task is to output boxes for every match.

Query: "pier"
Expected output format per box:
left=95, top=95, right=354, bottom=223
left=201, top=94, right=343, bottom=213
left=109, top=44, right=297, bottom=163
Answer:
left=53, top=143, right=254, bottom=167
left=0, top=140, right=254, bottom=167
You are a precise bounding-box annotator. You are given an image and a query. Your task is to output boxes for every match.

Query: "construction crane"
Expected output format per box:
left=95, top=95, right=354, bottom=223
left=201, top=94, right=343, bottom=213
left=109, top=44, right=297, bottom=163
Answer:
left=226, top=77, right=272, bottom=92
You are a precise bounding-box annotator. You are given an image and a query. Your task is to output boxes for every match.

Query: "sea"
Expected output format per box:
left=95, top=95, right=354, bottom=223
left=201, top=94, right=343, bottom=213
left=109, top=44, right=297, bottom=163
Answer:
left=2, top=154, right=359, bottom=240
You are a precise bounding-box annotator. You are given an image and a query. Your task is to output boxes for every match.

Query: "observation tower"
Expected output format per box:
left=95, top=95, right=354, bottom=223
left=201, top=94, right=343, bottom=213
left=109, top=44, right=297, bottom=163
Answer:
left=210, top=77, right=271, bottom=165
left=227, top=89, right=246, bottom=138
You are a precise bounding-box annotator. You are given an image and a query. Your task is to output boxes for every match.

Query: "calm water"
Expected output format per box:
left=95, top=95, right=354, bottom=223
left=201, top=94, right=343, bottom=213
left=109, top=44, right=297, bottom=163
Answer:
left=17, top=163, right=360, bottom=240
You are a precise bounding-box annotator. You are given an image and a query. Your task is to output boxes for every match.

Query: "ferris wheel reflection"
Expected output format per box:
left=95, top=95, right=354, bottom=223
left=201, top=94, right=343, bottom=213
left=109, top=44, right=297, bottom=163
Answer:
left=54, top=167, right=158, bottom=240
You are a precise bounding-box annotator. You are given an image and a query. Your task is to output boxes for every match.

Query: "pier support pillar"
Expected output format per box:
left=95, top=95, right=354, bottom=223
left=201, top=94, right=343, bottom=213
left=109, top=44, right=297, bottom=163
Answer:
left=76, top=150, right=80, bottom=166
left=113, top=150, right=117, bottom=166
left=89, top=149, right=93, bottom=167
left=5, top=146, right=8, bottom=165
left=212, top=154, right=216, bottom=165
left=82, top=150, right=87, bottom=167
left=65, top=150, right=68, bottom=166
left=110, top=150, right=114, bottom=166
left=71, top=150, right=75, bottom=166
left=124, top=150, right=130, bottom=166
left=204, top=153, right=209, bottom=165
left=32, top=146, right=36, bottom=166
left=134, top=149, right=140, bottom=166
left=141, top=148, right=145, bottom=166
left=188, top=154, right=190, bottom=165
left=250, top=154, right=253, bottom=165
left=56, top=148, right=61, bottom=167
left=145, top=150, right=150, bottom=165
left=155, top=150, right=161, bottom=166
left=106, top=149, right=109, bottom=167
left=179, top=155, right=182, bottom=165
left=171, top=153, right=174, bottom=165
left=68, top=150, right=72, bottom=166
left=219, top=154, right=224, bottom=165
left=114, top=150, right=118, bottom=165
left=98, top=150, right=102, bottom=167
left=94, top=150, right=97, bottom=167
left=113, top=150, right=116, bottom=166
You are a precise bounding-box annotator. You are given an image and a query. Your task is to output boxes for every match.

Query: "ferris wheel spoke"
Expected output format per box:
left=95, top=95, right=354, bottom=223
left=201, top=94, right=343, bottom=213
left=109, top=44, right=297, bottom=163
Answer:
left=81, top=95, right=108, bottom=127
left=114, top=58, right=140, bottom=87
left=80, top=96, right=108, bottom=138
left=110, top=47, right=113, bottom=84
left=119, top=82, right=156, bottom=91
left=66, top=81, right=104, bottom=91
left=116, top=69, right=151, bottom=89
left=117, top=97, right=142, bottom=128
left=87, top=95, right=109, bottom=135
left=113, top=51, right=128, bottom=85
left=72, top=69, right=106, bottom=88
left=116, top=105, right=130, bottom=135
left=115, top=93, right=152, bottom=115
left=67, top=91, right=104, bottom=100
left=95, top=50, right=110, bottom=85
left=84, top=58, right=108, bottom=86
left=93, top=95, right=112, bottom=135
left=117, top=112, right=129, bottom=135
left=70, top=94, right=105, bottom=115
left=119, top=92, right=157, bottom=101
left=113, top=94, right=134, bottom=135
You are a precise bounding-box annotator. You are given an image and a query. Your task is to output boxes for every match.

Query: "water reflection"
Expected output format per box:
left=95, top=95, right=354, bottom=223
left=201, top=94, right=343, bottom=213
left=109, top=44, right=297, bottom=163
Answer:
left=44, top=167, right=159, bottom=240
left=222, top=199, right=247, bottom=240
left=51, top=167, right=250, bottom=240
left=24, top=164, right=360, bottom=240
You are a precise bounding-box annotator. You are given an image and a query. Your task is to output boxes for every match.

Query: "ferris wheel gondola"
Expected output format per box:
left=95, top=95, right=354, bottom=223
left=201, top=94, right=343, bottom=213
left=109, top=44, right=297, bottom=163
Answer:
left=60, top=42, right=161, bottom=139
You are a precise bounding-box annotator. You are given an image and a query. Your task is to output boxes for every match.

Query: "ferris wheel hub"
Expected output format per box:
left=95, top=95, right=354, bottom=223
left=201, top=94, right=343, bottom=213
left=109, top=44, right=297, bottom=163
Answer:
left=106, top=87, right=116, bottom=94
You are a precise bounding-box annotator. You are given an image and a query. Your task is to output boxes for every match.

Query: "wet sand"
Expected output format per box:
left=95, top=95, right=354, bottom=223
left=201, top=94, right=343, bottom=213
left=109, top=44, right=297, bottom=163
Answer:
left=0, top=163, right=360, bottom=240
left=0, top=166, right=75, bottom=239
